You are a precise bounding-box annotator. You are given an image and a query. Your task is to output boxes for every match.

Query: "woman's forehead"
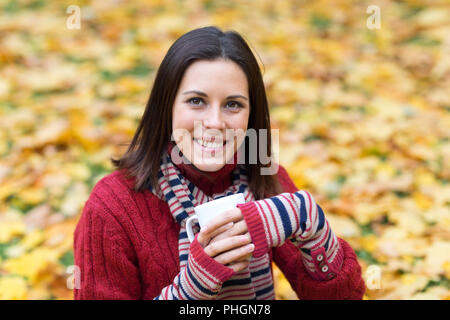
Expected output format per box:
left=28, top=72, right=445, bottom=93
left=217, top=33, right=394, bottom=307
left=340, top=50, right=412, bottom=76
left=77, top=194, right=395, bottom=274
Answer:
left=179, top=60, right=249, bottom=95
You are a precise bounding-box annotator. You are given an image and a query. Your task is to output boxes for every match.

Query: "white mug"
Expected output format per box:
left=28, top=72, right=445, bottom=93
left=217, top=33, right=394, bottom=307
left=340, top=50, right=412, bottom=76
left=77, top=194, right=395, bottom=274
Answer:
left=186, top=193, right=246, bottom=242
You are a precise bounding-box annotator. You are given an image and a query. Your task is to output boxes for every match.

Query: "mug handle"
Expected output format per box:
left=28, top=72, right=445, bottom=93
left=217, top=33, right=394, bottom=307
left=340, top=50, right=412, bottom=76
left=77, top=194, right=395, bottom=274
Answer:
left=186, top=214, right=198, bottom=242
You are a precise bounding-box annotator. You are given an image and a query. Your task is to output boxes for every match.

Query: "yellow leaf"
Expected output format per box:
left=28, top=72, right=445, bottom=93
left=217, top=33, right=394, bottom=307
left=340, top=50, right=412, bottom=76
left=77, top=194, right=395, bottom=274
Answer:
left=3, top=248, right=61, bottom=284
left=27, top=285, right=51, bottom=300
left=60, top=182, right=89, bottom=216
left=117, top=45, right=140, bottom=65
left=411, top=286, right=449, bottom=300
left=25, top=119, right=70, bottom=148
left=401, top=274, right=417, bottom=285
left=423, top=241, right=450, bottom=276
left=108, top=117, right=139, bottom=137
left=71, top=124, right=103, bottom=150
left=390, top=211, right=427, bottom=236
left=20, top=229, right=45, bottom=250
left=444, top=261, right=450, bottom=279
left=0, top=78, right=11, bottom=98
left=270, top=106, right=297, bottom=125
left=17, top=187, right=47, bottom=206
left=0, top=277, right=28, bottom=300
left=64, top=163, right=91, bottom=181
left=0, top=140, right=9, bottom=154
left=414, top=168, right=436, bottom=186
left=375, top=163, right=396, bottom=181
left=413, top=192, right=433, bottom=210
left=360, top=235, right=377, bottom=252
left=288, top=157, right=315, bottom=188
left=326, top=214, right=361, bottom=238
left=0, top=182, right=19, bottom=203
left=416, top=8, right=450, bottom=27
left=0, top=220, right=25, bottom=243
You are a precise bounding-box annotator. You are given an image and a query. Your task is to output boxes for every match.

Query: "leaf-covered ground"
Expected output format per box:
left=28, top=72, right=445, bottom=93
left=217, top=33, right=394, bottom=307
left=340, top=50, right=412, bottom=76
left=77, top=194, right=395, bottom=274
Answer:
left=0, top=0, right=449, bottom=300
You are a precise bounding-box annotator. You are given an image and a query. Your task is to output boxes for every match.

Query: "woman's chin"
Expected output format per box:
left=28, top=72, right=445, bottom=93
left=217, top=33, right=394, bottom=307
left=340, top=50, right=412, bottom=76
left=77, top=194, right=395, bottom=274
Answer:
left=187, top=140, right=236, bottom=172
left=191, top=161, right=226, bottom=172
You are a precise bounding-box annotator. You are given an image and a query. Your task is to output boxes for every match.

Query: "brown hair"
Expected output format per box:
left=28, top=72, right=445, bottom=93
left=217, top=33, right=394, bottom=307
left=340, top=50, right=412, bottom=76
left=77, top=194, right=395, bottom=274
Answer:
left=111, top=26, right=282, bottom=200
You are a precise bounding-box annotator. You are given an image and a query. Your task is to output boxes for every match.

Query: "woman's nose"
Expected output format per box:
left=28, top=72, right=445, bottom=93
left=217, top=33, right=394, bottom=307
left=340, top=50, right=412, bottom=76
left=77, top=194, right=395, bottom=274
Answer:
left=203, top=105, right=226, bottom=129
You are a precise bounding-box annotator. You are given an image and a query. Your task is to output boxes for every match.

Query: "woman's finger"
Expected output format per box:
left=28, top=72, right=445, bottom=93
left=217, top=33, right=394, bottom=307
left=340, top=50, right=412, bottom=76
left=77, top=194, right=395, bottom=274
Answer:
left=226, top=252, right=252, bottom=264
left=196, top=208, right=244, bottom=247
left=226, top=261, right=250, bottom=273
left=204, top=234, right=251, bottom=257
left=209, top=220, right=248, bottom=244
left=240, top=252, right=252, bottom=261
left=207, top=221, right=234, bottom=240
left=213, top=243, right=255, bottom=265
left=197, top=218, right=234, bottom=246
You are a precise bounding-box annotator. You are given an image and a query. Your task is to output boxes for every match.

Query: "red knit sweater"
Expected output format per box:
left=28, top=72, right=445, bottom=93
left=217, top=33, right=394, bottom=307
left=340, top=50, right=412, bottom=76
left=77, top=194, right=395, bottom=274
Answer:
left=73, top=161, right=366, bottom=300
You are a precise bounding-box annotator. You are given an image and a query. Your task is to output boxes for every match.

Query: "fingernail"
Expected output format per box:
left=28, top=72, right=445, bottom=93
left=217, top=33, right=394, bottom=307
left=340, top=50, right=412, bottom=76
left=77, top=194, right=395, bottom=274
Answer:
left=226, top=222, right=234, bottom=229
left=247, top=244, right=255, bottom=251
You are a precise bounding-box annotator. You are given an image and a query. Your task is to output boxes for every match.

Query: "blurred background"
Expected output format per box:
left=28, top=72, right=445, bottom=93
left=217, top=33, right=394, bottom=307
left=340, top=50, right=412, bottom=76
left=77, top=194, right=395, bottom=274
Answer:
left=0, top=0, right=449, bottom=300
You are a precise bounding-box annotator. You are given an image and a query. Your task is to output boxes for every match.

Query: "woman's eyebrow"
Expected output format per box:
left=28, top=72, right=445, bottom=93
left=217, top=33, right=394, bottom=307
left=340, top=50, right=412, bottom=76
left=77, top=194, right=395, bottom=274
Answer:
left=182, top=90, right=248, bottom=101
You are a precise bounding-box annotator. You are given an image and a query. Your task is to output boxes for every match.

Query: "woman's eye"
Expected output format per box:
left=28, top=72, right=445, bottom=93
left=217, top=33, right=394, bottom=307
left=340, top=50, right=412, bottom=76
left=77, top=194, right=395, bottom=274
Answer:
left=226, top=101, right=242, bottom=110
left=188, top=97, right=203, bottom=105
left=186, top=98, right=243, bottom=110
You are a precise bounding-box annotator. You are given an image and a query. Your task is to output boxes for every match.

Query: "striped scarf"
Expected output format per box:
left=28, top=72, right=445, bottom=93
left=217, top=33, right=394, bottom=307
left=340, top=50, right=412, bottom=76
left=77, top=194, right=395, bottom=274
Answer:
left=149, top=148, right=276, bottom=300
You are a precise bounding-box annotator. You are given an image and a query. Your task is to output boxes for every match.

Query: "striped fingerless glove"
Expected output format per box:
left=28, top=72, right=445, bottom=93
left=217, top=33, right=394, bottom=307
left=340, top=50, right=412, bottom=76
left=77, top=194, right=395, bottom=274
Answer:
left=237, top=191, right=344, bottom=281
left=154, top=234, right=234, bottom=299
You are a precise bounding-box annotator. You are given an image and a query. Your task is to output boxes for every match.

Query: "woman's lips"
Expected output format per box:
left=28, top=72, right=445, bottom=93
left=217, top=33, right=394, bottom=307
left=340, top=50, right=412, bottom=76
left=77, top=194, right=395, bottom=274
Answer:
left=193, top=138, right=226, bottom=154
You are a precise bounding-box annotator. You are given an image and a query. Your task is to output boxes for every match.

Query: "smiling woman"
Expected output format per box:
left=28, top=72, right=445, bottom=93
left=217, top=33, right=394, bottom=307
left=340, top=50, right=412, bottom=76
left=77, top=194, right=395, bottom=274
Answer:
left=73, top=26, right=365, bottom=300
left=110, top=25, right=281, bottom=200
left=172, top=59, right=250, bottom=172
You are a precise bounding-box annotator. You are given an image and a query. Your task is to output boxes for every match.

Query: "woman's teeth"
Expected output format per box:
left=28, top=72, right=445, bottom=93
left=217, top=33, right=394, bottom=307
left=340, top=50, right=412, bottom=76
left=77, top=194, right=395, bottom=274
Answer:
left=194, top=138, right=225, bottom=149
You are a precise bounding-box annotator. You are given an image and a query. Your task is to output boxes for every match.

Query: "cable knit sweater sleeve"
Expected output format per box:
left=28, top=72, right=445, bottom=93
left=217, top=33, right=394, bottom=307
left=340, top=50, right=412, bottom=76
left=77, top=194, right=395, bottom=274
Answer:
left=256, top=165, right=365, bottom=299
left=73, top=196, right=142, bottom=299
left=237, top=189, right=344, bottom=281
left=74, top=174, right=235, bottom=300
left=154, top=234, right=234, bottom=300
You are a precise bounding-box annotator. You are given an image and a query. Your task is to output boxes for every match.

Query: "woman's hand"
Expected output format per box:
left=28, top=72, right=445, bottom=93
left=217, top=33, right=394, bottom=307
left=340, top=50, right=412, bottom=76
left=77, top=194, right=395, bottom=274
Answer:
left=196, top=208, right=253, bottom=273
left=207, top=208, right=252, bottom=262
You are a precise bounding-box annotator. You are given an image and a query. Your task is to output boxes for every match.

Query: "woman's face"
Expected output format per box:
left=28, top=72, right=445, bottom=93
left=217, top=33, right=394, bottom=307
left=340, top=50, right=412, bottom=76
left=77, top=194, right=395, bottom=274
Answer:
left=172, top=59, right=250, bottom=172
